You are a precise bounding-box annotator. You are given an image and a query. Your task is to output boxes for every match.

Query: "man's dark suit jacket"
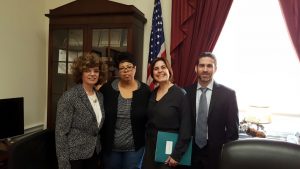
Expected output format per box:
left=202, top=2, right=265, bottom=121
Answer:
left=185, top=81, right=239, bottom=169
left=185, top=81, right=239, bottom=146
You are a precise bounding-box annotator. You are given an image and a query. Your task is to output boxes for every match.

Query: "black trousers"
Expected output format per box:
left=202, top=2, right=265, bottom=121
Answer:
left=190, top=141, right=222, bottom=169
left=70, top=151, right=101, bottom=169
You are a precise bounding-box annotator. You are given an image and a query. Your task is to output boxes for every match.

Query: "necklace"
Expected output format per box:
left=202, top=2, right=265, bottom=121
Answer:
left=88, top=94, right=98, bottom=103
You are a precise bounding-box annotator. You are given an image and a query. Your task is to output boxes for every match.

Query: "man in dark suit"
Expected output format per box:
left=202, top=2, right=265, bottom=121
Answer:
left=185, top=52, right=239, bottom=169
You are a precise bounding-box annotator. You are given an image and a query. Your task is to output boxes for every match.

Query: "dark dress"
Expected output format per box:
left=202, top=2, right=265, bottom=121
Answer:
left=142, top=85, right=192, bottom=169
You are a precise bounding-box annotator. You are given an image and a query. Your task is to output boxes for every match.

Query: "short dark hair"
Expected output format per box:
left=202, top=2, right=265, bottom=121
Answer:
left=116, top=52, right=136, bottom=68
left=196, top=52, right=217, bottom=66
left=71, top=52, right=101, bottom=84
left=150, top=57, right=174, bottom=83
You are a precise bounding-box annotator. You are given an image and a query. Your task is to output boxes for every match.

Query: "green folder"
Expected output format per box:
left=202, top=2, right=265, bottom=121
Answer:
left=155, top=131, right=192, bottom=166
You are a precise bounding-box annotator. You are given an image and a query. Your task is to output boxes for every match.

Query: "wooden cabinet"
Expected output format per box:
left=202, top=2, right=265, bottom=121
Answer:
left=45, top=0, right=146, bottom=129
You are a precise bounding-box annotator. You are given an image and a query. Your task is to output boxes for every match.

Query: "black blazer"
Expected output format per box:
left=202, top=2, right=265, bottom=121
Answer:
left=185, top=81, right=239, bottom=146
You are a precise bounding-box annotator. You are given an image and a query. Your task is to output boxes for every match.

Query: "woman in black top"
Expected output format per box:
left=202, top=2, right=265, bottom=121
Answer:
left=142, top=57, right=192, bottom=169
left=100, top=52, right=151, bottom=169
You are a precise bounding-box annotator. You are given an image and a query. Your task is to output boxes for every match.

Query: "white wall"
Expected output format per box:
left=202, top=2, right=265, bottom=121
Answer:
left=0, top=0, right=47, bottom=129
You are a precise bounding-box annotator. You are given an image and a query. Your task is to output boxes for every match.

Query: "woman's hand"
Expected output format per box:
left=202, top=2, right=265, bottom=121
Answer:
left=165, top=156, right=179, bottom=167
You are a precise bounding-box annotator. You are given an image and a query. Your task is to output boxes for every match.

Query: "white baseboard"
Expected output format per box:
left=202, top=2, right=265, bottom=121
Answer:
left=24, top=123, right=44, bottom=134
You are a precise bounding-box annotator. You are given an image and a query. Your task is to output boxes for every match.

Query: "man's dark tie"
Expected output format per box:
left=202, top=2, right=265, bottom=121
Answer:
left=195, top=87, right=208, bottom=148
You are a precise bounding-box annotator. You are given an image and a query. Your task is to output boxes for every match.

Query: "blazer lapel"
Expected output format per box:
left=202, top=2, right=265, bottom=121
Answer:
left=77, top=85, right=98, bottom=123
left=208, top=82, right=219, bottom=119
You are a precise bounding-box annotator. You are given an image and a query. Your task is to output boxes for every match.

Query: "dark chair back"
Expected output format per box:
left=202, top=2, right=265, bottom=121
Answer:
left=7, top=129, right=57, bottom=169
left=219, top=139, right=300, bottom=169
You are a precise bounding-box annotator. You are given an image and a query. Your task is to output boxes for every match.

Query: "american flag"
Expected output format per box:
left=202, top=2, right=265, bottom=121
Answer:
left=147, top=0, right=166, bottom=90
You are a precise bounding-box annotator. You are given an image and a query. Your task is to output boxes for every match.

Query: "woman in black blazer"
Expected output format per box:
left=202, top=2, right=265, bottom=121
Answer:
left=142, top=57, right=192, bottom=169
left=55, top=52, right=105, bottom=169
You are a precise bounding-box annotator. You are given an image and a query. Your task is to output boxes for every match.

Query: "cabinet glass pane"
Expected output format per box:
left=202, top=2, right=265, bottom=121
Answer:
left=92, top=29, right=128, bottom=83
left=67, top=29, right=83, bottom=89
left=93, top=29, right=109, bottom=47
left=53, top=30, right=68, bottom=61
left=52, top=29, right=83, bottom=93
left=68, top=29, right=83, bottom=51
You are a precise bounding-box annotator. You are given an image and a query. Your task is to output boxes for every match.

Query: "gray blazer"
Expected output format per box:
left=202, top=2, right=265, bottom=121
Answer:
left=55, top=84, right=105, bottom=169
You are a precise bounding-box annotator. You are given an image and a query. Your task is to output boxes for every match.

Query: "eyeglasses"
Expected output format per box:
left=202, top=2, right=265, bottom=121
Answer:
left=119, top=66, right=134, bottom=72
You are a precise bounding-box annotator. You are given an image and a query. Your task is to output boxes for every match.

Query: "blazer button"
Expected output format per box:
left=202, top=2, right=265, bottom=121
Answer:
left=94, top=133, right=98, bottom=137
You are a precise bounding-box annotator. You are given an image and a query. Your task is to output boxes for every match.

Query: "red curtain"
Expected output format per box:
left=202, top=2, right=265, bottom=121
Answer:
left=171, top=0, right=233, bottom=87
left=278, top=0, right=300, bottom=62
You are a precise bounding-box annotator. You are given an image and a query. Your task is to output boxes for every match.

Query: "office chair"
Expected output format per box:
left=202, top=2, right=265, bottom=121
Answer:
left=219, top=139, right=300, bottom=169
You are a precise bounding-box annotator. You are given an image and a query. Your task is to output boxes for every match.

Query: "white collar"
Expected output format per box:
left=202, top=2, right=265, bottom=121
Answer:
left=197, top=80, right=214, bottom=91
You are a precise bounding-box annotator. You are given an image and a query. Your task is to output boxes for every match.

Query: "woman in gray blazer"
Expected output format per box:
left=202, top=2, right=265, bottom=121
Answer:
left=55, top=52, right=105, bottom=169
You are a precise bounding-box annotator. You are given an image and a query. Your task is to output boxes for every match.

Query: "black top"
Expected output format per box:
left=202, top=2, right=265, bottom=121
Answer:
left=146, top=85, right=192, bottom=161
left=99, top=80, right=151, bottom=152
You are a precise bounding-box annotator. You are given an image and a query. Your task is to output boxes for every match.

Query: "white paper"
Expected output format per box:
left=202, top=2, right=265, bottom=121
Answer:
left=58, top=49, right=66, bottom=61
left=58, top=62, right=66, bottom=74
left=165, top=141, right=173, bottom=155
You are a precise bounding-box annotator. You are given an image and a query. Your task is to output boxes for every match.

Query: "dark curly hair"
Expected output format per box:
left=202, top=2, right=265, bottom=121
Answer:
left=150, top=57, right=174, bottom=83
left=71, top=52, right=101, bottom=84
left=115, top=52, right=136, bottom=68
